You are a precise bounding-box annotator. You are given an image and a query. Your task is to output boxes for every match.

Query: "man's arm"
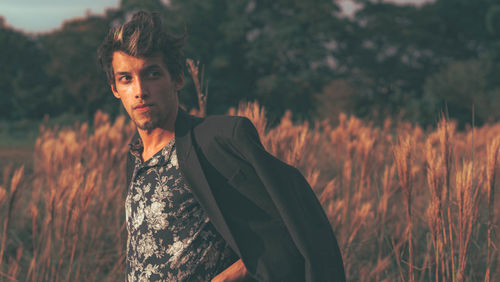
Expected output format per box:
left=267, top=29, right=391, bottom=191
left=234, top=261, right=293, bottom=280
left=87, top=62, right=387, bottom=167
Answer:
left=211, top=259, right=253, bottom=282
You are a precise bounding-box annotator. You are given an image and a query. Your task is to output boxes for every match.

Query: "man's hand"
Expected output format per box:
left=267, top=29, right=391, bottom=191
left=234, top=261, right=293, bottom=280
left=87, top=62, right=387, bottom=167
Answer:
left=211, top=259, right=252, bottom=282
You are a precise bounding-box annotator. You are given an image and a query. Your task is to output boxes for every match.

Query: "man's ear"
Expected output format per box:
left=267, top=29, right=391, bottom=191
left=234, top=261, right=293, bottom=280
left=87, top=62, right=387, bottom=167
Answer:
left=175, top=73, right=184, bottom=91
left=111, top=83, right=121, bottom=99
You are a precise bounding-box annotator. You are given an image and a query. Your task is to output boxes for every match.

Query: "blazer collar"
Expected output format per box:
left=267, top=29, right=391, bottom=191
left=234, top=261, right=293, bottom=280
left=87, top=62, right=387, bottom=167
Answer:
left=174, top=108, right=202, bottom=138
left=174, top=108, right=203, bottom=165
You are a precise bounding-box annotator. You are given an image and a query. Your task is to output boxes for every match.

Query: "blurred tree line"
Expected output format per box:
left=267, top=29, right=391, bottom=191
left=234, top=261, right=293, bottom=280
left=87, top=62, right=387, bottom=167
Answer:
left=1, top=0, right=500, bottom=127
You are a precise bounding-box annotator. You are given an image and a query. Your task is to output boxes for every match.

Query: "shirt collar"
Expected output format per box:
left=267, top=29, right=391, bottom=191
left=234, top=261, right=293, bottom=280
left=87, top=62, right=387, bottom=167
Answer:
left=129, top=135, right=176, bottom=168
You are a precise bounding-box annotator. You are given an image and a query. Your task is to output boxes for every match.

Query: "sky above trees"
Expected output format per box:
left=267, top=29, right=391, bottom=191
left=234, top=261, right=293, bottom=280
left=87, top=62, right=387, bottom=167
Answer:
left=0, top=0, right=119, bottom=33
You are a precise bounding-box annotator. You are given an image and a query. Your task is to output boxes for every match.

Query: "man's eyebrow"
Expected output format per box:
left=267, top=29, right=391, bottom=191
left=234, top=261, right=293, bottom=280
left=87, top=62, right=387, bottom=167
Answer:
left=143, top=64, right=163, bottom=71
left=114, top=64, right=162, bottom=75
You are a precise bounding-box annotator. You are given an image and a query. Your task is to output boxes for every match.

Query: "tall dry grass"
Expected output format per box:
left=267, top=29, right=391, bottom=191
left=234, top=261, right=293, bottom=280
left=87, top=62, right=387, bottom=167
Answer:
left=1, top=111, right=135, bottom=281
left=0, top=101, right=499, bottom=281
left=232, top=101, right=499, bottom=281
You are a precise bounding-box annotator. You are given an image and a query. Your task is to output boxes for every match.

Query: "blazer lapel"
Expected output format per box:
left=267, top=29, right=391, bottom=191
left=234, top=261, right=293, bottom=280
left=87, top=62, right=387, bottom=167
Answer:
left=174, top=109, right=198, bottom=165
left=174, top=109, right=242, bottom=257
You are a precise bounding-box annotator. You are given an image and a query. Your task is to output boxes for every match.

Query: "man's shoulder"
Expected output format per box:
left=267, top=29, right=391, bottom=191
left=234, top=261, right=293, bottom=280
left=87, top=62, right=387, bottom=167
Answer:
left=194, top=114, right=250, bottom=139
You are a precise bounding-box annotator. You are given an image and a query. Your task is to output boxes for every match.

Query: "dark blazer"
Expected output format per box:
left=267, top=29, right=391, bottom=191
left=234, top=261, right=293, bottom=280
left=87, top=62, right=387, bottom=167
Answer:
left=126, top=109, right=345, bottom=281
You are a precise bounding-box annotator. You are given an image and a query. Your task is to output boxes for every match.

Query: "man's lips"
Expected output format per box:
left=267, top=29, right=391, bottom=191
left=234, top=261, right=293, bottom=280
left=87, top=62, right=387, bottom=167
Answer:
left=133, top=104, right=153, bottom=112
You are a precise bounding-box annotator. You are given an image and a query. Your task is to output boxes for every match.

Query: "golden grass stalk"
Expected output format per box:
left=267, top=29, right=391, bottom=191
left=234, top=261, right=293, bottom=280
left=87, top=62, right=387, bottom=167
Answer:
left=438, top=116, right=454, bottom=282
left=0, top=186, right=6, bottom=209
left=455, top=161, right=480, bottom=281
left=0, top=166, right=24, bottom=267
left=485, top=137, right=499, bottom=282
left=394, top=135, right=413, bottom=282
left=186, top=58, right=207, bottom=117
left=425, top=133, right=445, bottom=282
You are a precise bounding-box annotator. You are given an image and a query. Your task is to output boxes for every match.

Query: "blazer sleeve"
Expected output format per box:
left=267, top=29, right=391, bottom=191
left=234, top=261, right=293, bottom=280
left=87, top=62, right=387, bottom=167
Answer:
left=228, top=117, right=345, bottom=282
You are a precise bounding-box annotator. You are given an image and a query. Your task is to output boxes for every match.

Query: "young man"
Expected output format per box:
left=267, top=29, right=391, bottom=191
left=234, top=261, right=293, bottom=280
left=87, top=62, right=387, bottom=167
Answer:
left=98, top=10, right=345, bottom=282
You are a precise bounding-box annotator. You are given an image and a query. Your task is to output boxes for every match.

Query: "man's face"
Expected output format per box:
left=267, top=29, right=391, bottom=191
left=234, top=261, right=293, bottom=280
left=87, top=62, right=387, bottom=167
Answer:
left=111, top=51, right=183, bottom=131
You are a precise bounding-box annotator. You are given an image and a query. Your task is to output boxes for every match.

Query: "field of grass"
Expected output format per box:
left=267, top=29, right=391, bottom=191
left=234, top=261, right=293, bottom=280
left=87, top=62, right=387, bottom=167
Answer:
left=0, top=102, right=499, bottom=281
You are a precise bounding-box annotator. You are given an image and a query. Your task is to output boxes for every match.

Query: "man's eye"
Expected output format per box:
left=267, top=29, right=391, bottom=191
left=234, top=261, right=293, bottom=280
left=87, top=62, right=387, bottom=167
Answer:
left=118, top=75, right=132, bottom=83
left=148, top=71, right=161, bottom=79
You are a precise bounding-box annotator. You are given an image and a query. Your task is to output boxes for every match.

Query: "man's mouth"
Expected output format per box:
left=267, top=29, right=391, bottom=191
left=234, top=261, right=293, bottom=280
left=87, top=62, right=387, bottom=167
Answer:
left=134, top=104, right=153, bottom=112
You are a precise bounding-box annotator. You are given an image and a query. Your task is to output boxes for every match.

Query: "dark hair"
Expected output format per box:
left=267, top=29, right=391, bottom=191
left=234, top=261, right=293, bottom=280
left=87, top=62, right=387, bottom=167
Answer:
left=97, top=10, right=185, bottom=86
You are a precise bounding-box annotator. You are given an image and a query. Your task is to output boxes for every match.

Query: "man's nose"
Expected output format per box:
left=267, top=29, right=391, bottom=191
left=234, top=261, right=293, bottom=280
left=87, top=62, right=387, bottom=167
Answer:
left=134, top=78, right=149, bottom=99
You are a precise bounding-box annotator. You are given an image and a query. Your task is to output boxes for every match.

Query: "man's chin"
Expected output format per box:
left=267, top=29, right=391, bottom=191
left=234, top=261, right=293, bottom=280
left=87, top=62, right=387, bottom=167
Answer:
left=134, top=119, right=157, bottom=131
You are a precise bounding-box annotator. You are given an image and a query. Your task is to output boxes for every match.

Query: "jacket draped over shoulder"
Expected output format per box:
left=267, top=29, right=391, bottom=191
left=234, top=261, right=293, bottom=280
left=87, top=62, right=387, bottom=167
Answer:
left=126, top=109, right=345, bottom=282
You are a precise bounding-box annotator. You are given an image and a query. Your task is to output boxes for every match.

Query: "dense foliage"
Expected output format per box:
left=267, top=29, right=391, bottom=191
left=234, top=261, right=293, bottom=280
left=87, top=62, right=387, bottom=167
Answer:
left=1, top=0, right=500, bottom=126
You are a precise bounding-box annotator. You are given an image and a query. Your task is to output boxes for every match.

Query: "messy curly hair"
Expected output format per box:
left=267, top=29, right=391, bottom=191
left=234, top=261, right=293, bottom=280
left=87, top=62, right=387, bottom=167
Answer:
left=98, top=10, right=186, bottom=87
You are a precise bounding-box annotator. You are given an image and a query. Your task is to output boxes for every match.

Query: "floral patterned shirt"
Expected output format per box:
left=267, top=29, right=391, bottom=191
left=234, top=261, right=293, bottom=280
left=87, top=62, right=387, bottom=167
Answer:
left=126, top=137, right=238, bottom=281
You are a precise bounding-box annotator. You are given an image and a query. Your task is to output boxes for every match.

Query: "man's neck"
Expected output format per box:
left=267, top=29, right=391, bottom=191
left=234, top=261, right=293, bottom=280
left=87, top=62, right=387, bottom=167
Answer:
left=138, top=111, right=177, bottom=162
